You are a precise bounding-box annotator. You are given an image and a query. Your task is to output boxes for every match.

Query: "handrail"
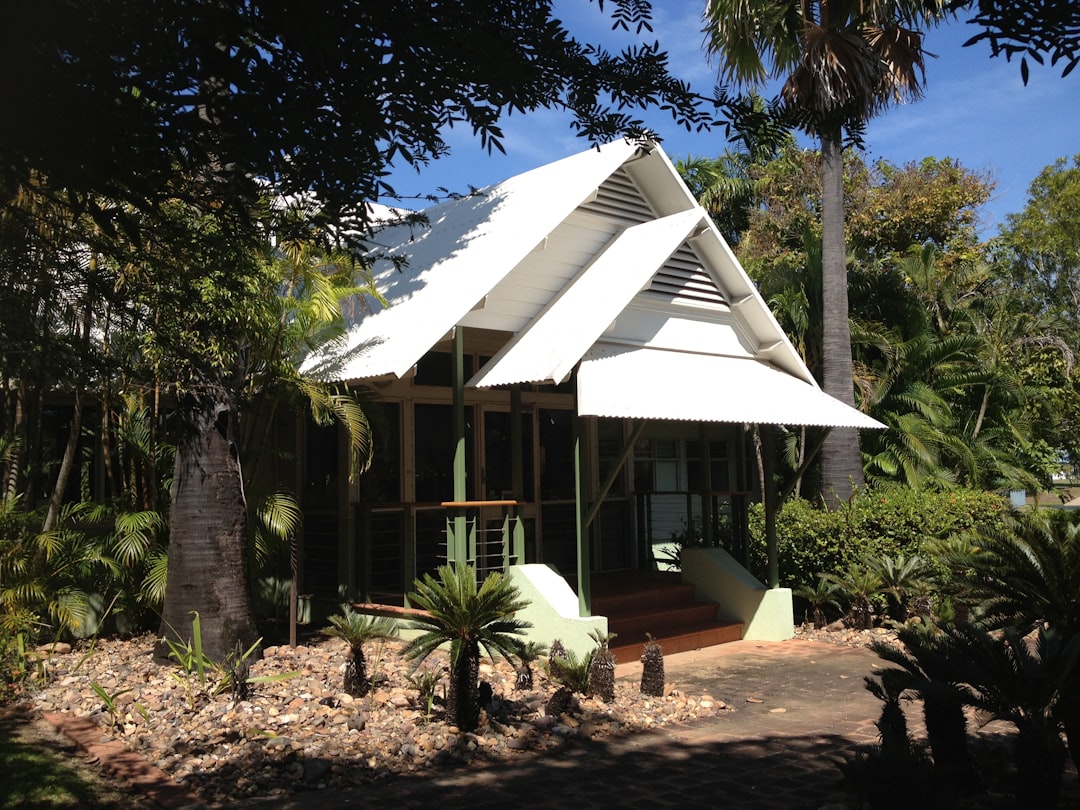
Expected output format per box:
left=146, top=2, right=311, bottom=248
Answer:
left=440, top=500, right=519, bottom=508
left=439, top=500, right=525, bottom=576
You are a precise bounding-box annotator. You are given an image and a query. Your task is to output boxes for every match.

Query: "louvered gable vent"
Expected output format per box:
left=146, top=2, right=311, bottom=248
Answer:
left=646, top=244, right=727, bottom=308
left=579, top=168, right=727, bottom=309
left=579, top=166, right=654, bottom=226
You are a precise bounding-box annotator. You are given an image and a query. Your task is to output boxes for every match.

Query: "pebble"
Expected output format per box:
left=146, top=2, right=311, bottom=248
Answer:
left=30, top=633, right=722, bottom=805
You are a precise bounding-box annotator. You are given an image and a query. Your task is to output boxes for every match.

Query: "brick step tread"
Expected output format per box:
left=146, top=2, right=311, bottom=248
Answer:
left=607, top=603, right=721, bottom=637
left=591, top=583, right=698, bottom=615
left=610, top=622, right=744, bottom=665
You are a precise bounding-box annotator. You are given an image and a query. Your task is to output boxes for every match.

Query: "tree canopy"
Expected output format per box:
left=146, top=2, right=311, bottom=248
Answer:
left=0, top=0, right=718, bottom=656
left=1, top=0, right=711, bottom=234
left=957, top=0, right=1080, bottom=83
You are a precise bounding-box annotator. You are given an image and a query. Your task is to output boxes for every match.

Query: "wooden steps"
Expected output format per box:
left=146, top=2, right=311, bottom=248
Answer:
left=588, top=573, right=743, bottom=665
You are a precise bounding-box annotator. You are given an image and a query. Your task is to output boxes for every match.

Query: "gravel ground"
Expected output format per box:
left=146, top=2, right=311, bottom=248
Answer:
left=28, top=632, right=737, bottom=805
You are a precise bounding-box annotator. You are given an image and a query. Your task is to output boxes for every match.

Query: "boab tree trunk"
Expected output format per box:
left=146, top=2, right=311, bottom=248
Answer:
left=155, top=389, right=258, bottom=662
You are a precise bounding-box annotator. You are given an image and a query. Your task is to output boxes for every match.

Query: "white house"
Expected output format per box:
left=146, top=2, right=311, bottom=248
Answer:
left=298, top=139, right=882, bottom=660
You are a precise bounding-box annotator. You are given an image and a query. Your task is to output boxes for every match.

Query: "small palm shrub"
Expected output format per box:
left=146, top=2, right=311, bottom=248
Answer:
left=793, top=574, right=843, bottom=628
left=515, top=640, right=547, bottom=690
left=872, top=625, right=978, bottom=793
left=941, top=509, right=1080, bottom=775
left=949, top=624, right=1076, bottom=808
left=402, top=564, right=531, bottom=732
left=544, top=645, right=593, bottom=695
left=586, top=630, right=616, bottom=703
left=640, top=634, right=665, bottom=697
left=825, top=563, right=883, bottom=630
left=548, top=638, right=569, bottom=683
left=840, top=671, right=934, bottom=808
left=321, top=607, right=398, bottom=697
left=868, top=553, right=930, bottom=622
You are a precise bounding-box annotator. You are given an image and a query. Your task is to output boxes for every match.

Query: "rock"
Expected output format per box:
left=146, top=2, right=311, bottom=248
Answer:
left=303, top=758, right=333, bottom=782
left=36, top=642, right=72, bottom=654
left=27, top=631, right=737, bottom=806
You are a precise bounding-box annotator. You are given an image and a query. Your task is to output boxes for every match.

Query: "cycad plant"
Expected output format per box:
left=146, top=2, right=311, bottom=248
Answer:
left=514, top=640, right=548, bottom=690
left=942, top=509, right=1080, bottom=774
left=586, top=629, right=617, bottom=703
left=402, top=564, right=531, bottom=731
left=545, top=645, right=594, bottom=695
left=794, top=574, right=843, bottom=628
left=321, top=607, right=398, bottom=697
left=825, top=563, right=883, bottom=630
left=548, top=638, right=569, bottom=683
left=640, top=634, right=665, bottom=697
left=840, top=670, right=933, bottom=808
left=871, top=625, right=979, bottom=793
left=868, top=553, right=930, bottom=623
left=949, top=624, right=1079, bottom=808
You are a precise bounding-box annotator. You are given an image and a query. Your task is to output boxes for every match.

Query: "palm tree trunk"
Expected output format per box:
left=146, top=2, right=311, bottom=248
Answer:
left=818, top=132, right=863, bottom=507
left=155, top=388, right=259, bottom=662
left=42, top=388, right=82, bottom=534
left=448, top=640, right=480, bottom=731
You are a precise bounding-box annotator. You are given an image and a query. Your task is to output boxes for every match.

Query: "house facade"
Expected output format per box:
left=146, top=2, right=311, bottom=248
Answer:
left=297, top=140, right=881, bottom=652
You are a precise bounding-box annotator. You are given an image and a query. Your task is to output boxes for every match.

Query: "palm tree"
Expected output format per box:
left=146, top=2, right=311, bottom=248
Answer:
left=401, top=564, right=531, bottom=731
left=322, top=607, right=398, bottom=697
left=156, top=205, right=382, bottom=662
left=704, top=0, right=949, bottom=505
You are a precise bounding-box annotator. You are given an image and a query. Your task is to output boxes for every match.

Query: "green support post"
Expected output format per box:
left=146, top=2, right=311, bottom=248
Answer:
left=762, top=424, right=779, bottom=589
left=574, top=414, right=591, bottom=616
left=452, top=326, right=467, bottom=566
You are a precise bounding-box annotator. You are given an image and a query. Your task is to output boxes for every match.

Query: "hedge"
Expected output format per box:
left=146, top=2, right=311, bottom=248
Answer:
left=745, top=488, right=1009, bottom=589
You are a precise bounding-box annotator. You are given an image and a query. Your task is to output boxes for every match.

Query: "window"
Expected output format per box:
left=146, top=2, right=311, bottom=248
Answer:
left=360, top=402, right=401, bottom=503
left=414, top=403, right=473, bottom=502
left=539, top=409, right=574, bottom=499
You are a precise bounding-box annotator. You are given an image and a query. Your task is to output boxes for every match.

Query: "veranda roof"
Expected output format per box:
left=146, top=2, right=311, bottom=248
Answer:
left=576, top=342, right=882, bottom=429
left=311, top=140, right=883, bottom=432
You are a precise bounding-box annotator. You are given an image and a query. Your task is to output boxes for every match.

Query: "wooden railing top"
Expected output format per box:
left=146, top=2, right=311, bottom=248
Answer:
left=439, top=500, right=519, bottom=508
left=350, top=602, right=431, bottom=620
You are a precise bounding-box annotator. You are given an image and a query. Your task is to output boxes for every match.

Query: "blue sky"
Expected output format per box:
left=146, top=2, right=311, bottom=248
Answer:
left=382, top=1, right=1077, bottom=237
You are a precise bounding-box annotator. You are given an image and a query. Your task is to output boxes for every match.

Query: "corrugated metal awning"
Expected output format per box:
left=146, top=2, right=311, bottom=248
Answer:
left=576, top=343, right=884, bottom=429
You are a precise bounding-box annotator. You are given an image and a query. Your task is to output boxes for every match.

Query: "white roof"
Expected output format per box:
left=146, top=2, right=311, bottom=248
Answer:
left=578, top=342, right=883, bottom=429
left=312, top=140, right=882, bottom=430
left=308, top=140, right=641, bottom=381
left=468, top=209, right=703, bottom=387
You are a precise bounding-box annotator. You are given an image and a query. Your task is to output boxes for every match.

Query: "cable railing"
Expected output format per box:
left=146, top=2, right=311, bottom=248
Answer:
left=440, top=500, right=526, bottom=582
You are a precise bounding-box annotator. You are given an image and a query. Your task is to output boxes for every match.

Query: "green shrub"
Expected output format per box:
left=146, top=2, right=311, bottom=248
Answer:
left=747, top=488, right=1009, bottom=590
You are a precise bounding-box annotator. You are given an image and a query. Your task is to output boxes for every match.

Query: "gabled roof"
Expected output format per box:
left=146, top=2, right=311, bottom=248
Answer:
left=313, top=141, right=882, bottom=430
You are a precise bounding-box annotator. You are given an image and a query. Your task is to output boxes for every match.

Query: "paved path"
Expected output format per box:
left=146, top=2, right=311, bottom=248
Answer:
left=230, top=640, right=889, bottom=810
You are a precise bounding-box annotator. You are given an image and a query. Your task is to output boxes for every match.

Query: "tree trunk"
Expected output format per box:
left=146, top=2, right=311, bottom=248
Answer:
left=155, top=389, right=259, bottom=662
left=447, top=640, right=480, bottom=731
left=818, top=132, right=863, bottom=507
left=42, top=389, right=82, bottom=533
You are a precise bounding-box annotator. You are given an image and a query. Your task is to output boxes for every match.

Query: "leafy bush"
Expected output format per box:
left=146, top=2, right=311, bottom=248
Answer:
left=747, top=488, right=1009, bottom=590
